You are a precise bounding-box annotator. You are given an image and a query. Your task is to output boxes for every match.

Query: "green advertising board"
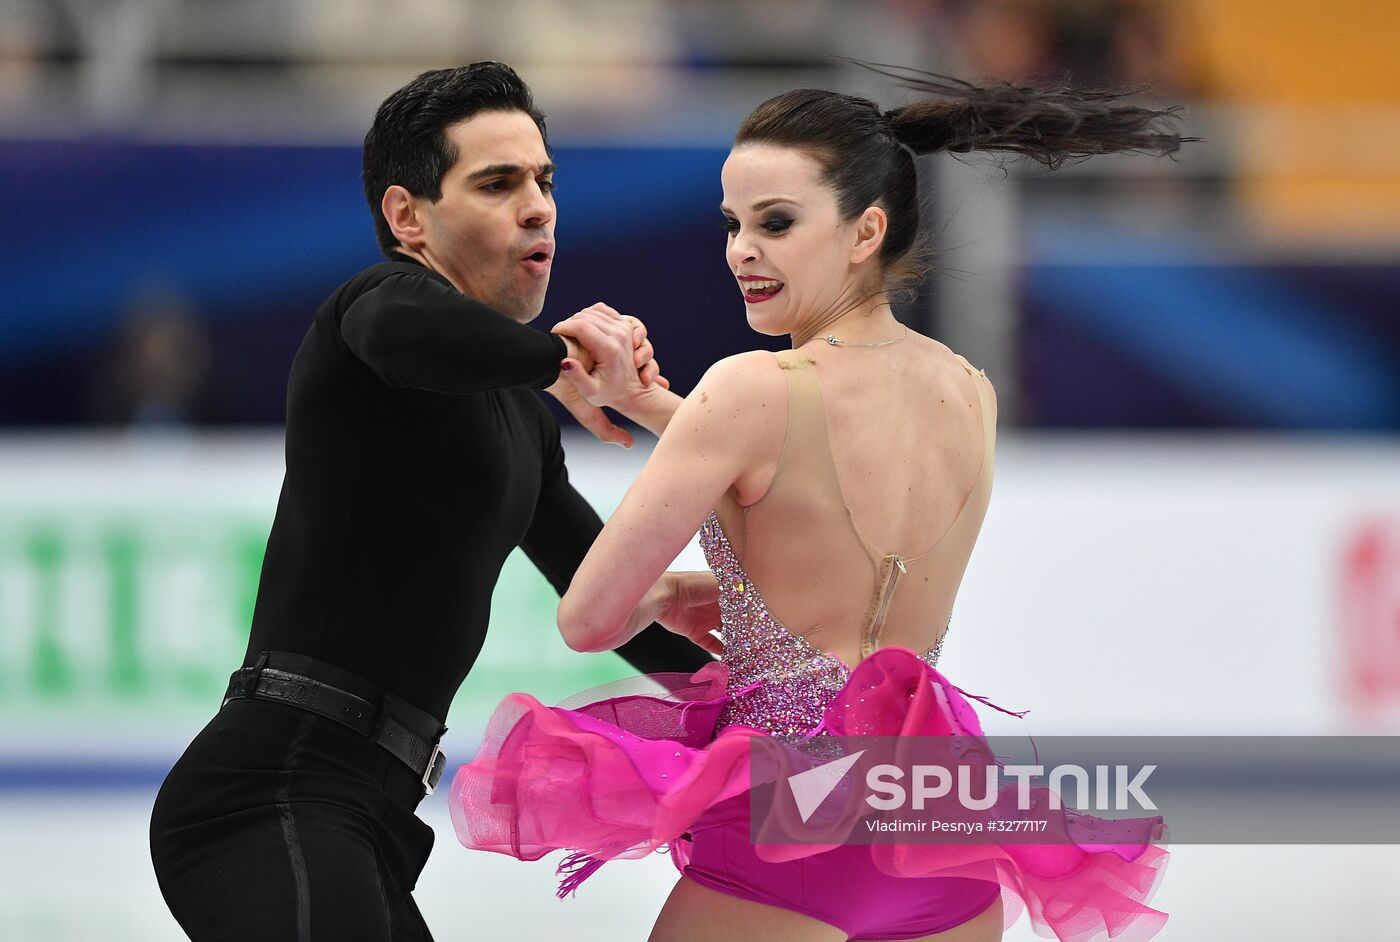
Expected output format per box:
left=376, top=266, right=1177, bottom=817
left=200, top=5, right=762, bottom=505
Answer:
left=0, top=442, right=647, bottom=747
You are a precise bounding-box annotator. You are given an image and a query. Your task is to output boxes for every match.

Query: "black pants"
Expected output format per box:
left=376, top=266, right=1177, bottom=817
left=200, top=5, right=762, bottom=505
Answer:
left=150, top=697, right=436, bottom=941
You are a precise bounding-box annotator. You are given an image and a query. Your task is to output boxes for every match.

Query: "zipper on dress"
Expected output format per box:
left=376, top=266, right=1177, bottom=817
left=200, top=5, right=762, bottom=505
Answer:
left=863, top=553, right=906, bottom=657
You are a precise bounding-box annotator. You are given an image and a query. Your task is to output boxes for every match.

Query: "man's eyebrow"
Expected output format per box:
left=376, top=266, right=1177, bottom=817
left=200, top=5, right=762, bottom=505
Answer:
left=466, top=162, right=557, bottom=181
left=718, top=197, right=798, bottom=213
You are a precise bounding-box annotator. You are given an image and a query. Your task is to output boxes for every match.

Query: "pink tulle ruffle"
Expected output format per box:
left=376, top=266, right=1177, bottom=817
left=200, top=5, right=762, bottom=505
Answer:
left=449, top=647, right=1168, bottom=942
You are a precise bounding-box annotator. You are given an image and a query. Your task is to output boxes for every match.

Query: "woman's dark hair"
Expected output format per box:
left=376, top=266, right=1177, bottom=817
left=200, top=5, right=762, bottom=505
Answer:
left=735, top=64, right=1193, bottom=289
left=362, top=61, right=548, bottom=257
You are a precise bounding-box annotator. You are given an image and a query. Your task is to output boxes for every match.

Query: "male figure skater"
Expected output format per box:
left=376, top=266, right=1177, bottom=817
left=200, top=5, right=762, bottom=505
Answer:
left=149, top=62, right=715, bottom=941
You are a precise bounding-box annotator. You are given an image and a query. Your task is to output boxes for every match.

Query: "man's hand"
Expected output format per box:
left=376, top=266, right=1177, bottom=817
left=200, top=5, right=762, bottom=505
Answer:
left=552, top=304, right=670, bottom=406
left=545, top=332, right=634, bottom=447
left=545, top=303, right=671, bottom=447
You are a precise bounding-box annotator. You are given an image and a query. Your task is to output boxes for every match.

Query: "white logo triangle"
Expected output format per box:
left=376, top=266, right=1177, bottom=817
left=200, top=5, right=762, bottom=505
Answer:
left=787, top=750, right=866, bottom=824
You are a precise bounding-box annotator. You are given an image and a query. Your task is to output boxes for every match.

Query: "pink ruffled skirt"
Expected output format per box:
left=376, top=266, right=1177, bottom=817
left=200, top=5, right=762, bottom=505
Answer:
left=449, top=647, right=1169, bottom=941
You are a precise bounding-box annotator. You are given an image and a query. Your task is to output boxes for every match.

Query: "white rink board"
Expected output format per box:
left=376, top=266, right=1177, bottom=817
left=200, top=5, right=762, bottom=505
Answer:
left=3, top=429, right=1397, bottom=747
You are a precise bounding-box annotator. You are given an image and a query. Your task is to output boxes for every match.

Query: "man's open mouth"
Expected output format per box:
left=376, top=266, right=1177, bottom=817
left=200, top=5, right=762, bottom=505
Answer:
left=522, top=244, right=553, bottom=275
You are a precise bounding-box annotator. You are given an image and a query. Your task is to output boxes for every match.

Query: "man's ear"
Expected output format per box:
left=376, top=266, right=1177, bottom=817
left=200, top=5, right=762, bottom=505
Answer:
left=381, top=185, right=426, bottom=250
left=849, top=205, right=887, bottom=266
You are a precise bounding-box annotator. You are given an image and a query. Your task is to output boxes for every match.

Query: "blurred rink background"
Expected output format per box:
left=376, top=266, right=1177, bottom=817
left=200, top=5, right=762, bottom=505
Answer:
left=2, top=1, right=1399, bottom=939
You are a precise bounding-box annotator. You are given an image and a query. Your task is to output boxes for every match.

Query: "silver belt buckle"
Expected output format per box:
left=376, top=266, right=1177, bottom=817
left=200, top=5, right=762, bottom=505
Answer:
left=422, top=742, right=446, bottom=796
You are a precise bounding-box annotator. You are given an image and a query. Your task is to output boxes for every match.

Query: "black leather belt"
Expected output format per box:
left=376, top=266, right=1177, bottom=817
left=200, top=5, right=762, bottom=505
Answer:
left=223, top=651, right=448, bottom=795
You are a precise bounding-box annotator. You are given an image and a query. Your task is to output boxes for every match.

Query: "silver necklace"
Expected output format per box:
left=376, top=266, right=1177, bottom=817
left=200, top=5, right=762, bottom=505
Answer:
left=822, top=324, right=908, bottom=348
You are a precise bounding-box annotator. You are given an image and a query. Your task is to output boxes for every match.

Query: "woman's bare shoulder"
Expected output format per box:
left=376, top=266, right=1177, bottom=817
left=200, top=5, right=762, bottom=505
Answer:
left=641, top=351, right=787, bottom=506
left=689, top=350, right=787, bottom=407
left=698, top=349, right=785, bottom=383
left=911, top=333, right=999, bottom=414
left=662, top=350, right=788, bottom=454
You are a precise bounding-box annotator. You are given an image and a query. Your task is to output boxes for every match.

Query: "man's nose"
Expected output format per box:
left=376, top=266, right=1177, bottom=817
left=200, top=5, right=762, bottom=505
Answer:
left=519, top=182, right=554, bottom=228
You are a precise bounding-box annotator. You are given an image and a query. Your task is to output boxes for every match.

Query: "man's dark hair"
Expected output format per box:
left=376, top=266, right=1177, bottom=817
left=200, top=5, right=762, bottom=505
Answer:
left=362, top=61, right=549, bottom=257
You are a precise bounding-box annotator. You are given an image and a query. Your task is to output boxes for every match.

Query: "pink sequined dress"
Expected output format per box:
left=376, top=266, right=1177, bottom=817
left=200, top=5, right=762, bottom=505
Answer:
left=449, top=349, right=1169, bottom=941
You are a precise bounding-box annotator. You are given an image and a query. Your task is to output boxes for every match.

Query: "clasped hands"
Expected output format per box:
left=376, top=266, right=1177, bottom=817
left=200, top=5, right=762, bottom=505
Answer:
left=546, top=302, right=668, bottom=448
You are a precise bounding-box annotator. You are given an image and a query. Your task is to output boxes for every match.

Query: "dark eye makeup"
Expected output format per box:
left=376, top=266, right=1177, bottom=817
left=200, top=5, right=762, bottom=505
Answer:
left=720, top=215, right=793, bottom=234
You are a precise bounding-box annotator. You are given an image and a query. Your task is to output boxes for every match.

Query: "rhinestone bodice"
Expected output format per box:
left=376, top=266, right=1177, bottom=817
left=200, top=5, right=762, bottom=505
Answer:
left=699, top=510, right=943, bottom=738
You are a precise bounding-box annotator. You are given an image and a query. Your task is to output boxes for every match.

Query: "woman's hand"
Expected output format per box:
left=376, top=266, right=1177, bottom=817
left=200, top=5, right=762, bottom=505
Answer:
left=577, top=571, right=721, bottom=657
left=653, top=571, right=723, bottom=656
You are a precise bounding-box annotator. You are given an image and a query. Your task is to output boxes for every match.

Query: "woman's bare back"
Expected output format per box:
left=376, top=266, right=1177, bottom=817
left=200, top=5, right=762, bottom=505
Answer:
left=714, top=332, right=997, bottom=670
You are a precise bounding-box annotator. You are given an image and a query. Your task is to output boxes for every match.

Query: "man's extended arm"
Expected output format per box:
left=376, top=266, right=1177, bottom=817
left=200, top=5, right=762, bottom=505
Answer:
left=341, top=270, right=569, bottom=393
left=520, top=414, right=713, bottom=675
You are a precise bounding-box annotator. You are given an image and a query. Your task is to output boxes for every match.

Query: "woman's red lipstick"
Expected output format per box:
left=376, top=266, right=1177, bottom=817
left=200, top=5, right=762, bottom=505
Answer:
left=737, top=275, right=784, bottom=304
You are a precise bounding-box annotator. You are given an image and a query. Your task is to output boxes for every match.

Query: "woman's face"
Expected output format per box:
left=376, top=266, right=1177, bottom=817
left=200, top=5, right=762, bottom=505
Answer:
left=720, top=144, right=874, bottom=338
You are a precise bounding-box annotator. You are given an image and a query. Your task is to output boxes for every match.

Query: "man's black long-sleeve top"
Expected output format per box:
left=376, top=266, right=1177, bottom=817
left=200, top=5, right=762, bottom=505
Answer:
left=243, top=255, right=710, bottom=721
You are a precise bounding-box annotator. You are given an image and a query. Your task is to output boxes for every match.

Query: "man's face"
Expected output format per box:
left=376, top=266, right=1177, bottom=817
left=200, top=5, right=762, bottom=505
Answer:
left=417, top=110, right=555, bottom=322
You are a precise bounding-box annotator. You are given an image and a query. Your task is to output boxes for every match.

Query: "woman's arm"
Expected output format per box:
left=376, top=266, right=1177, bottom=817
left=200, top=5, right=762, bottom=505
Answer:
left=610, top=383, right=684, bottom=438
left=520, top=399, right=715, bottom=671
left=558, top=350, right=787, bottom=653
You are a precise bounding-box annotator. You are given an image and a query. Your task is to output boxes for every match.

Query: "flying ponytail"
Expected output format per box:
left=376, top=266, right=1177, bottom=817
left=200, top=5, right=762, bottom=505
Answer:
left=873, top=66, right=1188, bottom=168
left=735, top=64, right=1192, bottom=285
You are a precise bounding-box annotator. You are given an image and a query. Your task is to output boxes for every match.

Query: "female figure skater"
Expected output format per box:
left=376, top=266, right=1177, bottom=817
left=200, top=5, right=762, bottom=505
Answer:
left=451, top=71, right=1185, bottom=942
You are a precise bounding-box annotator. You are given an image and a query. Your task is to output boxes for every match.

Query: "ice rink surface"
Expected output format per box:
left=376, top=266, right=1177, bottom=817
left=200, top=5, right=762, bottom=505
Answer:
left=3, top=786, right=1397, bottom=941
